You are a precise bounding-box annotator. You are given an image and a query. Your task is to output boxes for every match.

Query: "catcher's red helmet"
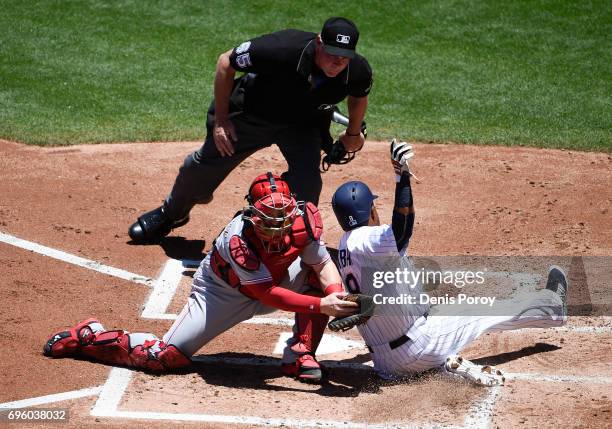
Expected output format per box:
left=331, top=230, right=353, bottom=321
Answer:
left=247, top=172, right=291, bottom=204
left=244, top=172, right=298, bottom=252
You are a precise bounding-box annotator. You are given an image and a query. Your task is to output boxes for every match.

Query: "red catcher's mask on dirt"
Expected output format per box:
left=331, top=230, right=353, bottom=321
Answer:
left=244, top=172, right=299, bottom=252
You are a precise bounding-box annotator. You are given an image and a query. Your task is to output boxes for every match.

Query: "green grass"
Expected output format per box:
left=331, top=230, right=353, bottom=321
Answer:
left=1, top=0, right=610, bottom=150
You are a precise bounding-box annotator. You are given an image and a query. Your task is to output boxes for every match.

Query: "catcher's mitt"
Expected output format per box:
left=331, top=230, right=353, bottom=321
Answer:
left=321, top=140, right=360, bottom=172
left=320, top=109, right=367, bottom=172
left=328, top=294, right=375, bottom=332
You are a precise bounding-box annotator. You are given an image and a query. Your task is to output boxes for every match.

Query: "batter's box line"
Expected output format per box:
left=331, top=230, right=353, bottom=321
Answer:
left=88, top=363, right=612, bottom=429
left=463, top=385, right=502, bottom=429
left=3, top=366, right=608, bottom=429
left=0, top=232, right=153, bottom=286
left=90, top=367, right=463, bottom=429
left=0, top=386, right=103, bottom=409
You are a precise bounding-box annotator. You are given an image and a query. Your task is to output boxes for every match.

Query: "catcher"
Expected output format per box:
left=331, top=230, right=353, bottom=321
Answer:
left=330, top=140, right=569, bottom=386
left=44, top=173, right=359, bottom=383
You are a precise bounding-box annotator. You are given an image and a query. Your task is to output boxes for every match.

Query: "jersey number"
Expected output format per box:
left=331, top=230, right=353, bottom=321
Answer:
left=338, top=249, right=352, bottom=268
left=344, top=273, right=360, bottom=294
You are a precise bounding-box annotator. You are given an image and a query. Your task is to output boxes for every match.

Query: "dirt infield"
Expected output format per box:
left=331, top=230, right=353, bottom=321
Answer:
left=0, top=139, right=610, bottom=428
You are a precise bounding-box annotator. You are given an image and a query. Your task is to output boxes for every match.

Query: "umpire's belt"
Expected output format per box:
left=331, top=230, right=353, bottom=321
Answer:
left=366, top=312, right=428, bottom=353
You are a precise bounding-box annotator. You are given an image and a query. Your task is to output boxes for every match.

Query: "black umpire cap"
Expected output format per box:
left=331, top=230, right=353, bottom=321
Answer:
left=321, top=17, right=359, bottom=58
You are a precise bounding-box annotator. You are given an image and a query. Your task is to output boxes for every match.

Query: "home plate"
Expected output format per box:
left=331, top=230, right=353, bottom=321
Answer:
left=272, top=332, right=366, bottom=355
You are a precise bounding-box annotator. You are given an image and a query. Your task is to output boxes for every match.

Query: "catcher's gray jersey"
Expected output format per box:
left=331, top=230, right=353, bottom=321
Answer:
left=192, top=215, right=328, bottom=295
left=164, top=215, right=327, bottom=357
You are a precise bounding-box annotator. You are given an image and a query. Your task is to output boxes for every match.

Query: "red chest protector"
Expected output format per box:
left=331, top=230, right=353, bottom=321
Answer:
left=238, top=202, right=324, bottom=284
left=245, top=229, right=302, bottom=284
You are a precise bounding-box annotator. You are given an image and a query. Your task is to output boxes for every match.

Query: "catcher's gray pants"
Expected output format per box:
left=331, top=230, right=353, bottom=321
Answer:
left=164, top=110, right=323, bottom=220
left=371, top=289, right=565, bottom=378
left=160, top=256, right=310, bottom=357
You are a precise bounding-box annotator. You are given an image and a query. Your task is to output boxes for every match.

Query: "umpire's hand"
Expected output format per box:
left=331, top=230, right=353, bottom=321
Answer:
left=213, top=118, right=238, bottom=157
left=339, top=130, right=365, bottom=152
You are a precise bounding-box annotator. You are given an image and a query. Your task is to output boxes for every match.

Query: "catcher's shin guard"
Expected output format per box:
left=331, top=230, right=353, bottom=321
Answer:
left=281, top=354, right=323, bottom=382
left=43, top=318, right=103, bottom=358
left=281, top=311, right=329, bottom=383
left=44, top=319, right=191, bottom=372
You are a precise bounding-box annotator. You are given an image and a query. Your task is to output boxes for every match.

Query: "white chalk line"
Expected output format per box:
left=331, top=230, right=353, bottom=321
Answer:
left=91, top=367, right=133, bottom=416
left=243, top=316, right=295, bottom=326
left=462, top=371, right=612, bottom=429
left=0, top=386, right=103, bottom=409
left=141, top=259, right=185, bottom=318
left=0, top=232, right=152, bottom=286
left=5, top=360, right=609, bottom=427
left=96, top=409, right=458, bottom=429
left=84, top=358, right=612, bottom=428
left=272, top=331, right=364, bottom=355
left=463, top=385, right=502, bottom=429
left=506, top=372, right=612, bottom=384
left=551, top=325, right=612, bottom=334
left=89, top=368, right=455, bottom=429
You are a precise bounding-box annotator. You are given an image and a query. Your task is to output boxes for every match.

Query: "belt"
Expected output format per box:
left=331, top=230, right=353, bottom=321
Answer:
left=366, top=335, right=409, bottom=353
left=366, top=312, right=428, bottom=353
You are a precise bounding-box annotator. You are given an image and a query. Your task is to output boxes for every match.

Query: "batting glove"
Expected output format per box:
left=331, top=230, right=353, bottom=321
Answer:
left=390, top=138, right=417, bottom=181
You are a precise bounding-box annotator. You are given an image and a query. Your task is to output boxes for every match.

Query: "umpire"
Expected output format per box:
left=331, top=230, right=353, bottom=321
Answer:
left=129, top=17, right=373, bottom=243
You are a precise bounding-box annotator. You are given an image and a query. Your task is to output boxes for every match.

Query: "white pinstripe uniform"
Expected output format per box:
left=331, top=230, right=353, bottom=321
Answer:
left=337, top=224, right=566, bottom=379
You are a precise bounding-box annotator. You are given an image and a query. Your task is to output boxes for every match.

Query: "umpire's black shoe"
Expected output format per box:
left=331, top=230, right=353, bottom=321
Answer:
left=128, top=206, right=189, bottom=243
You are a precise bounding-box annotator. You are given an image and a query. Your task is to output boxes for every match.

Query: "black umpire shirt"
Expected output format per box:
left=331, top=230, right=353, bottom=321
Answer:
left=228, top=29, right=373, bottom=125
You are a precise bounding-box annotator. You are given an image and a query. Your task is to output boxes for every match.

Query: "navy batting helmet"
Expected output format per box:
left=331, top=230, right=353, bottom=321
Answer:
left=332, top=181, right=378, bottom=231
